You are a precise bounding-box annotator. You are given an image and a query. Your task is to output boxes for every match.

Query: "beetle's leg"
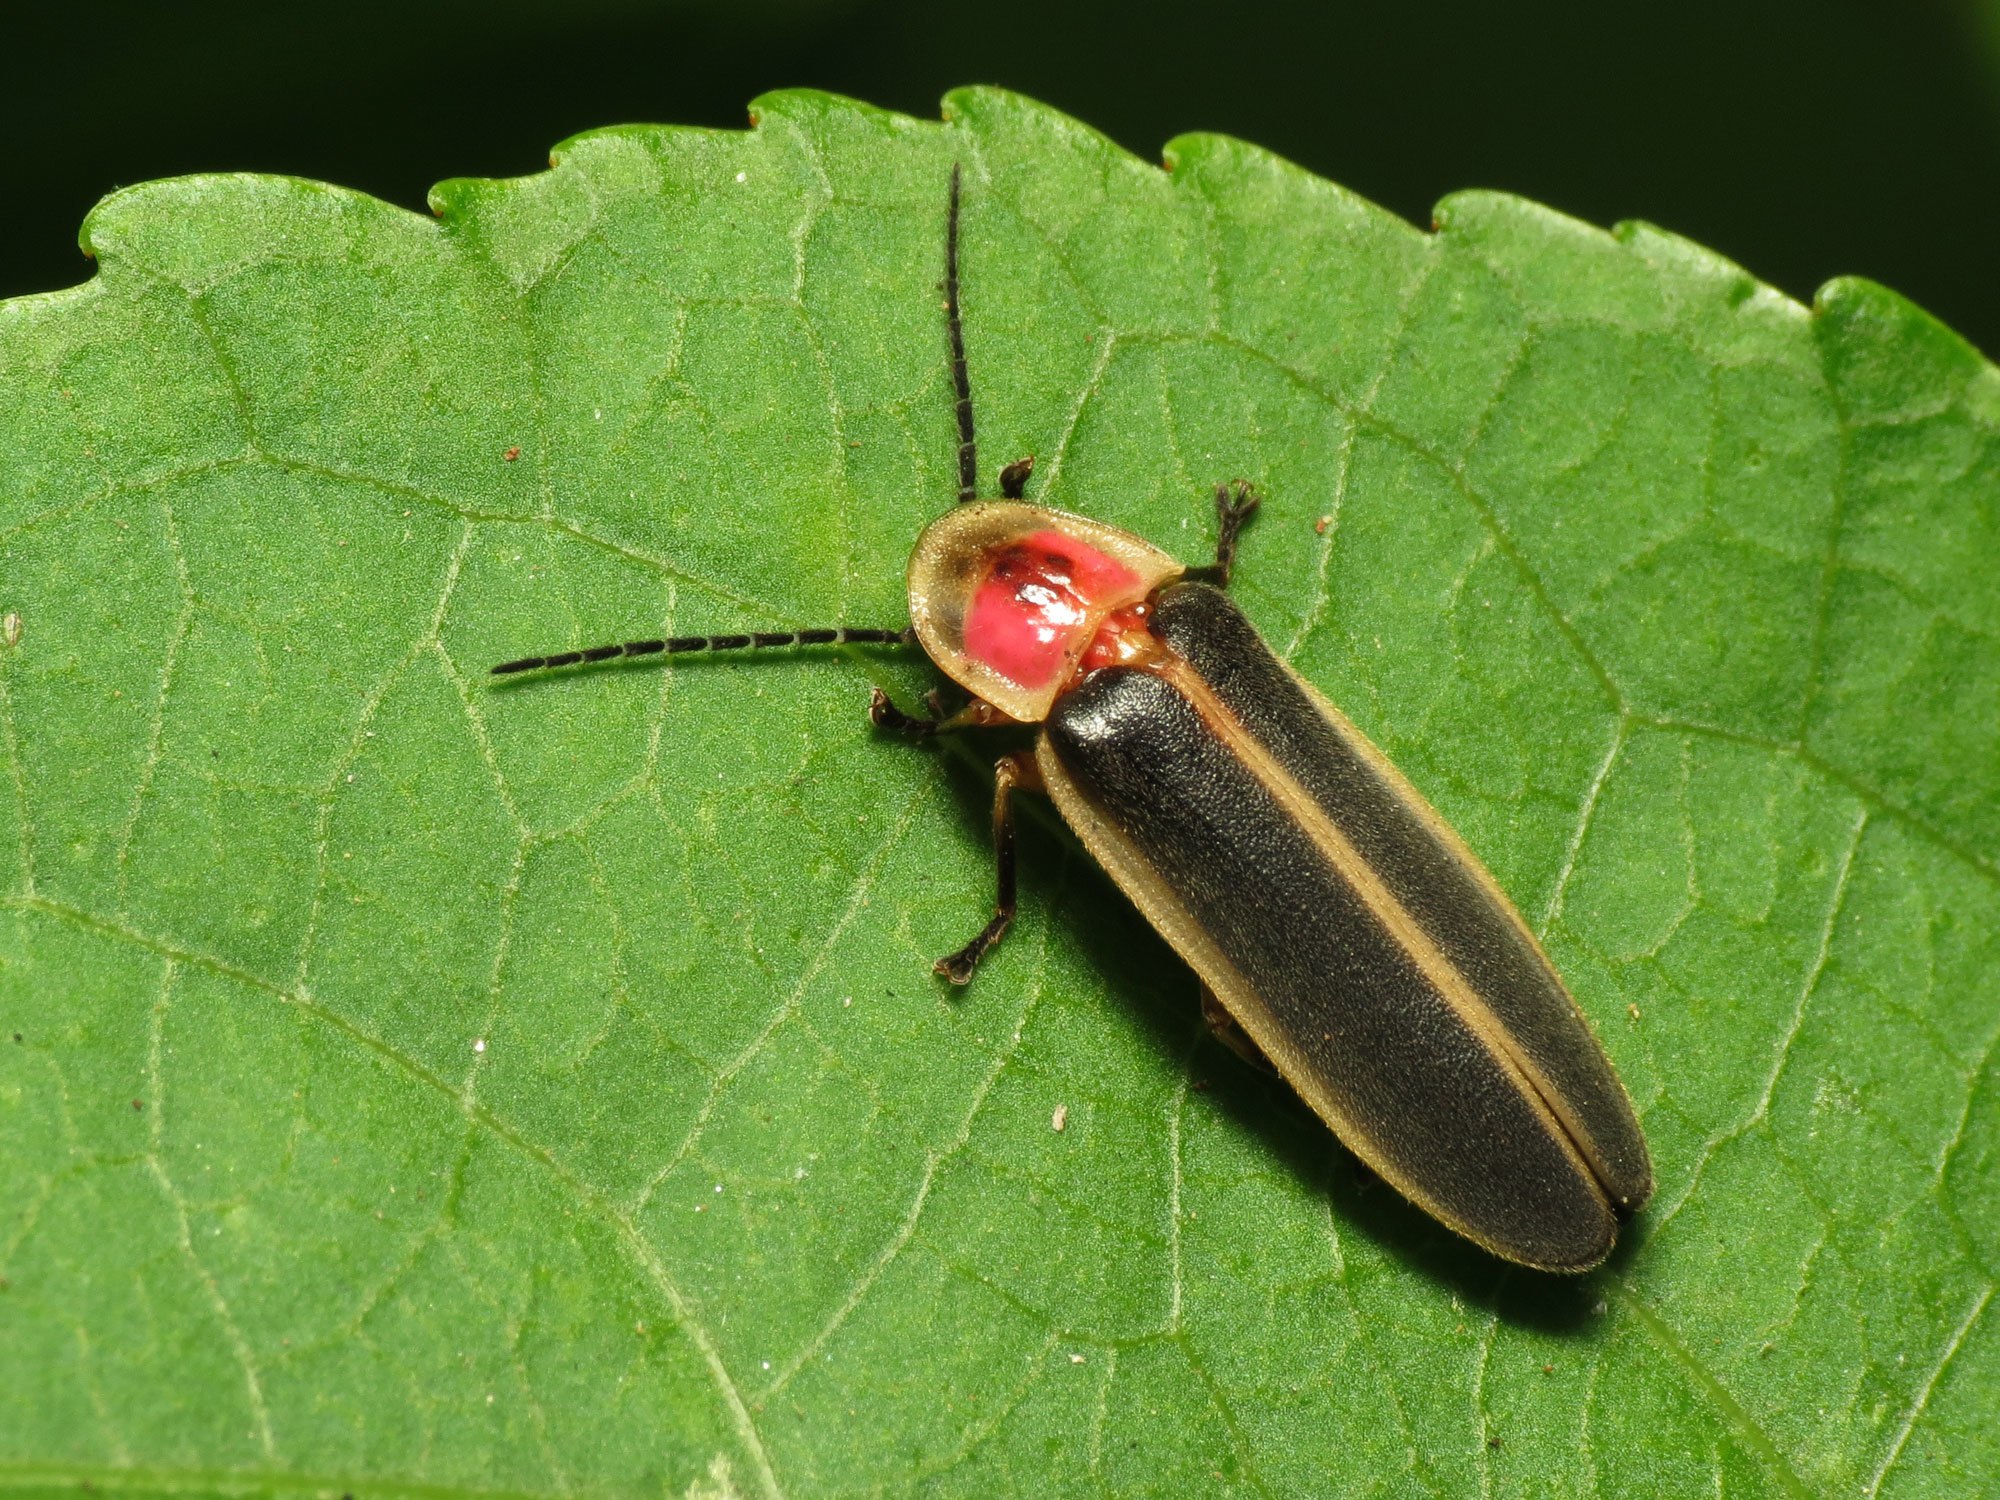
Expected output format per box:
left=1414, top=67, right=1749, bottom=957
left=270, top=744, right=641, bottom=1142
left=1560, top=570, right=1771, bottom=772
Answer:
left=1212, top=480, right=1261, bottom=588
left=867, top=685, right=1033, bottom=982
left=998, top=455, right=1035, bottom=499
left=870, top=688, right=1021, bottom=738
left=1200, top=984, right=1277, bottom=1074
left=936, top=752, right=1042, bottom=984
left=870, top=687, right=941, bottom=738
left=1184, top=480, right=1261, bottom=590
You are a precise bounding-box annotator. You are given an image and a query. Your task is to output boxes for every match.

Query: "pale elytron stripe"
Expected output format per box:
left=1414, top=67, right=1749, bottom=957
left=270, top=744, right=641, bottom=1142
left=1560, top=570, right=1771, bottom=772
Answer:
left=1154, top=655, right=1615, bottom=1197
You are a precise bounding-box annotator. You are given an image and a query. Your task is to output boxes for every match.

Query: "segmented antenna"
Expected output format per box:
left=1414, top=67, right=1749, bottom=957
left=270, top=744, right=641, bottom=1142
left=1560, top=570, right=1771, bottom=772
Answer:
left=491, top=627, right=916, bottom=676
left=492, top=166, right=981, bottom=680
left=947, top=163, right=978, bottom=503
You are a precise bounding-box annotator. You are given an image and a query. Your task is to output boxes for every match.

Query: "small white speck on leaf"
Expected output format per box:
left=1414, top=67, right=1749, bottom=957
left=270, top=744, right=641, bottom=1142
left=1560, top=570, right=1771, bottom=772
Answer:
left=1051, top=1104, right=1068, bottom=1132
left=735, top=171, right=747, bottom=183
left=1069, top=1353, right=1085, bottom=1364
left=344, top=773, right=355, bottom=783
left=3, top=611, right=23, bottom=648
left=714, top=1183, right=723, bottom=1193
left=473, top=1039, right=486, bottom=1054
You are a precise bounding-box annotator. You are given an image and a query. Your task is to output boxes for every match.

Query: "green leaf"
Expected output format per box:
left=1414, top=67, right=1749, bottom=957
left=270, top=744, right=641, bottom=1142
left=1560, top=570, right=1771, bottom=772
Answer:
left=2, top=87, right=1995, bottom=1498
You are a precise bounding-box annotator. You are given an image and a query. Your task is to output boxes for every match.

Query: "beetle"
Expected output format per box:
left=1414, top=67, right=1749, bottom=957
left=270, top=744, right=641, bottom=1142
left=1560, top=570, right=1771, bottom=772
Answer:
left=493, top=164, right=1653, bottom=1272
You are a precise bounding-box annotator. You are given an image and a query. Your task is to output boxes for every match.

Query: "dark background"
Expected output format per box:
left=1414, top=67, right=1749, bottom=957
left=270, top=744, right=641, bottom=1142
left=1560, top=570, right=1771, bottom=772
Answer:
left=7, top=0, right=2000, bottom=355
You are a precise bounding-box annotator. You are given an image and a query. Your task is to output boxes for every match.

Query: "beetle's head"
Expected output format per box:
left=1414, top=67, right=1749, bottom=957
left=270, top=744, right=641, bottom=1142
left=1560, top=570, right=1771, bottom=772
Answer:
left=906, top=501, right=1183, bottom=723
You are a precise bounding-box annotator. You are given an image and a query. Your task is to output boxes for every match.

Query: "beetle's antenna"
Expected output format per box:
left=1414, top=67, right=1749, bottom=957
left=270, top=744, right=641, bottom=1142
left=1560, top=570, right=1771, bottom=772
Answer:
left=946, top=163, right=978, bottom=504
left=491, top=626, right=916, bottom=677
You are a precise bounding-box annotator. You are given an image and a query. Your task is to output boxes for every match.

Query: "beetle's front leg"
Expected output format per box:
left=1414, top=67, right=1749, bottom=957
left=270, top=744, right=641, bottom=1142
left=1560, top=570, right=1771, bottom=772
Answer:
left=1185, top=480, right=1261, bottom=590
left=1211, top=480, right=1261, bottom=588
left=871, top=687, right=1021, bottom=738
left=869, top=687, right=943, bottom=737
left=935, top=752, right=1042, bottom=984
left=998, top=455, right=1035, bottom=499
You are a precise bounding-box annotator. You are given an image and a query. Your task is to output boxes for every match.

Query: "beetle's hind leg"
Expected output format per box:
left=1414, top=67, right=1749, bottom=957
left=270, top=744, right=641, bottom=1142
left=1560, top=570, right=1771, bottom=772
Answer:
left=1185, top=480, right=1261, bottom=589
left=935, top=752, right=1042, bottom=984
left=1200, top=985, right=1277, bottom=1074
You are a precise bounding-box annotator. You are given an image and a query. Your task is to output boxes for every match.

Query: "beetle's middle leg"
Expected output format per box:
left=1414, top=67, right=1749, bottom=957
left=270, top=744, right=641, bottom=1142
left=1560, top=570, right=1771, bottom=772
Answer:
left=868, top=690, right=1035, bottom=982
left=935, top=752, right=1042, bottom=984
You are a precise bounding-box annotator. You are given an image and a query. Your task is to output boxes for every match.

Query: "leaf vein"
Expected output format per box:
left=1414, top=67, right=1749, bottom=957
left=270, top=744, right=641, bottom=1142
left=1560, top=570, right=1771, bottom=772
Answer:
left=143, top=960, right=277, bottom=1459
left=626, top=761, right=943, bottom=1221
left=9, top=893, right=784, bottom=1500
left=1864, top=1283, right=1994, bottom=1498
left=761, top=872, right=1053, bottom=1400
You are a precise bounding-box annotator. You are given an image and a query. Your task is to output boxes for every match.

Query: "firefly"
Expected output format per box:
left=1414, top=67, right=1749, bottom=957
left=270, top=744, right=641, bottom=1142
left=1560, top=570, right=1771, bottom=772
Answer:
left=493, top=165, right=1653, bottom=1271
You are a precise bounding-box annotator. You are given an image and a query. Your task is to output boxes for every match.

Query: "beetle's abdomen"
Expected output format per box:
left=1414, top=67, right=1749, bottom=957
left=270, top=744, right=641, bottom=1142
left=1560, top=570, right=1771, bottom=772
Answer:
left=1151, top=582, right=1653, bottom=1213
left=1040, top=633, right=1639, bottom=1271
